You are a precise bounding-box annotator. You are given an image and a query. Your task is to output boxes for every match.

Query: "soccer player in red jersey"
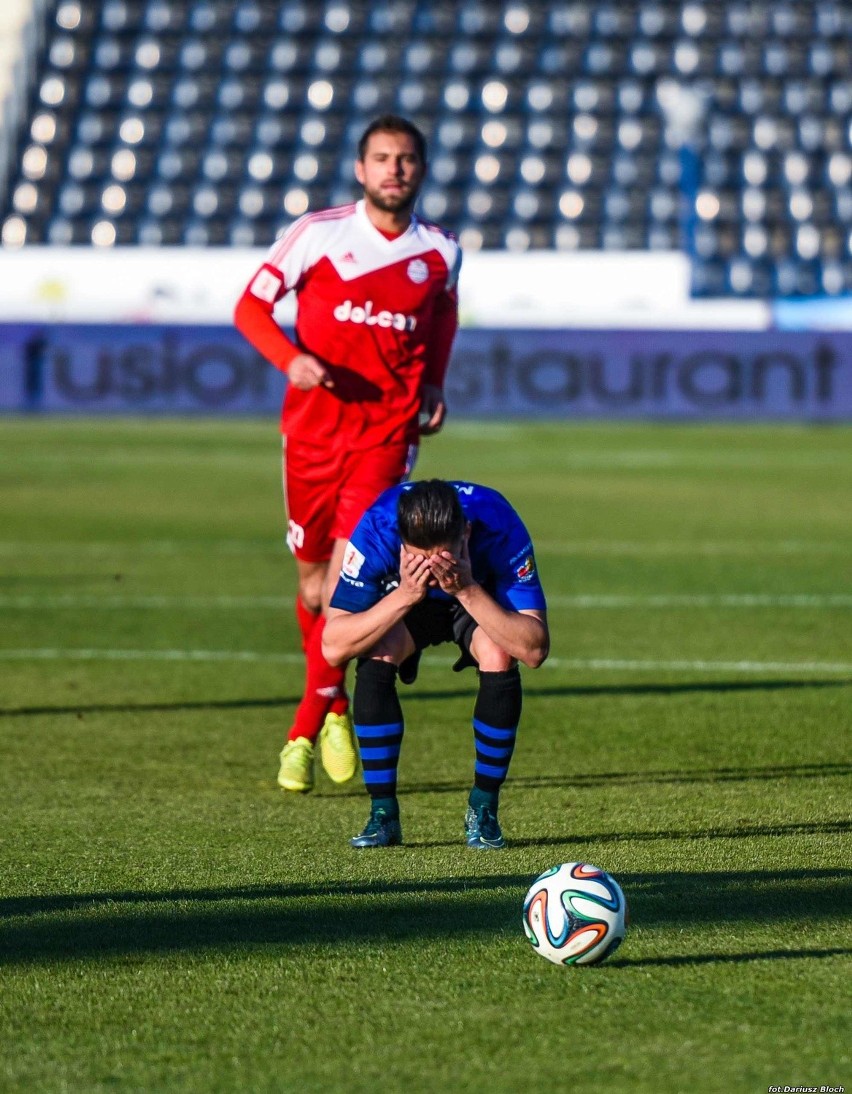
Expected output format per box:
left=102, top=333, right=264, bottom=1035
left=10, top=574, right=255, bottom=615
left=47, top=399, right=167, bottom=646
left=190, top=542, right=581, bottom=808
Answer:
left=234, top=115, right=461, bottom=793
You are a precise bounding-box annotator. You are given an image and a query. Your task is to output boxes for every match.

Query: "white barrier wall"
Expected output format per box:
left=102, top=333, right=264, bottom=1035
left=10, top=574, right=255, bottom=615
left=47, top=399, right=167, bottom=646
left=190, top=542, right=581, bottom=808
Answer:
left=0, top=246, right=770, bottom=329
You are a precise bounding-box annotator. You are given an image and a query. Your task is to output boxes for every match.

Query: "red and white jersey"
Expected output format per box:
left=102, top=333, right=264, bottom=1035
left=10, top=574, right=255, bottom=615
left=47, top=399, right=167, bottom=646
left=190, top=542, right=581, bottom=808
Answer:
left=237, top=199, right=461, bottom=449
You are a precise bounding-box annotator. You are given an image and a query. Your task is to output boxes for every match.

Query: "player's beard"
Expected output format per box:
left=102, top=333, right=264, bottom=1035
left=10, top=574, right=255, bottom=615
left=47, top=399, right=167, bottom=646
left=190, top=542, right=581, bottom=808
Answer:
left=364, top=182, right=419, bottom=215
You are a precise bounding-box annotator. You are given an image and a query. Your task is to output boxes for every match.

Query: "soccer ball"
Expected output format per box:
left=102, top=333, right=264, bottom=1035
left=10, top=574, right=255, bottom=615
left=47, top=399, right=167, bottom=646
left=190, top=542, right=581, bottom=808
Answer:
left=522, top=862, right=628, bottom=966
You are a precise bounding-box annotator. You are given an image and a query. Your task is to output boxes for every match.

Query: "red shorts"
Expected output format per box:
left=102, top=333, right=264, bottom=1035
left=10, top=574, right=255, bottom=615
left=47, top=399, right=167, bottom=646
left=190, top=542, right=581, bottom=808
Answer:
left=283, top=436, right=417, bottom=562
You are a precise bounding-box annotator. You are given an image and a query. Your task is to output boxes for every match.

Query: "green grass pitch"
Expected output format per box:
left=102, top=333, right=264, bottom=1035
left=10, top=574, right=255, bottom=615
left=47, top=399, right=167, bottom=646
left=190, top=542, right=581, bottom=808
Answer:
left=1, top=417, right=850, bottom=1093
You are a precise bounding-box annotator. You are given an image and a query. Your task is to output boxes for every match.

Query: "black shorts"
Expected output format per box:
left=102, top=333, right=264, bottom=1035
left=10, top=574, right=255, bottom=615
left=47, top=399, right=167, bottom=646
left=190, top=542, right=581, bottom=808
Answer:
left=403, top=596, right=478, bottom=672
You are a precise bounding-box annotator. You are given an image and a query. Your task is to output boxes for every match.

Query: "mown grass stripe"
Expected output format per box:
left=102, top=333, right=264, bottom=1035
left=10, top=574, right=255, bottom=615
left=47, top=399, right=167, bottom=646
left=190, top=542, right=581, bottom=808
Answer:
left=2, top=593, right=851, bottom=610
left=1, top=648, right=850, bottom=674
left=548, top=594, right=852, bottom=608
left=0, top=539, right=848, bottom=557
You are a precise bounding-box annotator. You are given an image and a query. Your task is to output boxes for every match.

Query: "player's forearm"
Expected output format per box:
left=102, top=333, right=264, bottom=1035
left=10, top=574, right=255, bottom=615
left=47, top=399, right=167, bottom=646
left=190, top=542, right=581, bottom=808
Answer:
left=323, top=591, right=418, bottom=666
left=234, top=291, right=300, bottom=373
left=454, top=586, right=549, bottom=668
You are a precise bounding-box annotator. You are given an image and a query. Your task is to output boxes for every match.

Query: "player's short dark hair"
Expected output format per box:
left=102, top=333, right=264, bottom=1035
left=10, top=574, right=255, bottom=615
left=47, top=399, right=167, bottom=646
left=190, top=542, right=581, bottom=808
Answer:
left=357, top=114, right=427, bottom=164
left=397, top=480, right=466, bottom=549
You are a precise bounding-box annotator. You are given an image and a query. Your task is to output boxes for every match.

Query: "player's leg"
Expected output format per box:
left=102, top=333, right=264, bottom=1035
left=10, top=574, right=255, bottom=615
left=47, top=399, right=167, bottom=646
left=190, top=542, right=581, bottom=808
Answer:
left=294, top=557, right=324, bottom=633
left=397, top=443, right=422, bottom=685
left=278, top=440, right=350, bottom=791
left=276, top=556, right=330, bottom=791
left=461, top=622, right=523, bottom=850
left=315, top=440, right=417, bottom=791
left=310, top=535, right=359, bottom=785
left=350, top=600, right=450, bottom=848
left=294, top=571, right=322, bottom=653
left=349, top=629, right=415, bottom=848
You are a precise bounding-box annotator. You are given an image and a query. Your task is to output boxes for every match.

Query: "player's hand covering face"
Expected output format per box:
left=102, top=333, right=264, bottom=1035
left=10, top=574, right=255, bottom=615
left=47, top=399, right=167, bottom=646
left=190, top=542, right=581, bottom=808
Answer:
left=398, top=530, right=472, bottom=599
left=425, top=533, right=473, bottom=596
left=398, top=545, right=434, bottom=604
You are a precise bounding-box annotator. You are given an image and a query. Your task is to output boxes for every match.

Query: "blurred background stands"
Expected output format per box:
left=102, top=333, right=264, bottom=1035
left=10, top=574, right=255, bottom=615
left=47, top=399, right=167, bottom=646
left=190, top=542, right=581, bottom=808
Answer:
left=1, top=0, right=850, bottom=298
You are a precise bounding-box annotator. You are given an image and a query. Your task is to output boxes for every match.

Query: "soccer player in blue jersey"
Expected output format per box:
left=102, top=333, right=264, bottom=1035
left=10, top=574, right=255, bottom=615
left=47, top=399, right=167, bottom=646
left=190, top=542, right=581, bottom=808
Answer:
left=322, top=478, right=549, bottom=850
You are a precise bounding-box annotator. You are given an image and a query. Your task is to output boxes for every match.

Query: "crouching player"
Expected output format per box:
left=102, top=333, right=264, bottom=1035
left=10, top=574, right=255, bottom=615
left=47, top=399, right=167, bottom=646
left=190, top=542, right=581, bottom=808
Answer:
left=322, top=479, right=549, bottom=850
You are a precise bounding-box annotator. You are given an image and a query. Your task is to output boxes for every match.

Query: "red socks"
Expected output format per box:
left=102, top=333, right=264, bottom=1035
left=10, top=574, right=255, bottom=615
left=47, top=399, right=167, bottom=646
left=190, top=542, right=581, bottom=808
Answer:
left=295, top=594, right=319, bottom=653
left=288, top=612, right=349, bottom=742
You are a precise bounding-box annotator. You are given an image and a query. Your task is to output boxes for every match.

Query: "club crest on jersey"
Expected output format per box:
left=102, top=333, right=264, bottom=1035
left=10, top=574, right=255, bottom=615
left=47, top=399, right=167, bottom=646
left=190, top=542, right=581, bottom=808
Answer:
left=342, top=542, right=366, bottom=578
left=515, top=555, right=536, bottom=582
left=407, top=258, right=429, bottom=284
left=334, top=298, right=417, bottom=331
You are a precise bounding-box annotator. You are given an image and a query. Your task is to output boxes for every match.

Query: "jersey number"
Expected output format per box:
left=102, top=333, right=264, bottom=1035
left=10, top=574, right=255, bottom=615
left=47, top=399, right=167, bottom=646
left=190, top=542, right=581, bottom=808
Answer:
left=287, top=520, right=305, bottom=552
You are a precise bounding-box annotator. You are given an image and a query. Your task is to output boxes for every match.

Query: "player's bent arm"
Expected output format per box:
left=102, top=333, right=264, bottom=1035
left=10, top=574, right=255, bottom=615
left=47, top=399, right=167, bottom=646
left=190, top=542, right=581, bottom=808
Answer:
left=322, top=591, right=419, bottom=667
left=455, top=585, right=550, bottom=669
left=234, top=292, right=331, bottom=389
left=233, top=288, right=300, bottom=373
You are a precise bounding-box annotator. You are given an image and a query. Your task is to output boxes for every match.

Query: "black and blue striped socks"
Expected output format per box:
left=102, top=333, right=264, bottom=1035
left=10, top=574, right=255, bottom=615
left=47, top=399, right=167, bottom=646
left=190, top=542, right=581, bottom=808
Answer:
left=354, top=658, right=403, bottom=813
left=354, top=659, right=523, bottom=814
left=471, top=667, right=522, bottom=807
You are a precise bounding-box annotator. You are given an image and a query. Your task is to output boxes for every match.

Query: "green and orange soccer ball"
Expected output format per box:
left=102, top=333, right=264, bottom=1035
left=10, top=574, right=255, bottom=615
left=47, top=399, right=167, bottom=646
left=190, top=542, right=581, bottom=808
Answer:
left=523, top=862, right=628, bottom=966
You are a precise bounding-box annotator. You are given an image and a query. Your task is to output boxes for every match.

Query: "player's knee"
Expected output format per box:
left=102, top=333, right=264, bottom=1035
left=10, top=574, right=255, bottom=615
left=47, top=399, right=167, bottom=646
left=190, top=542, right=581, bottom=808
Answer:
left=480, top=653, right=518, bottom=672
left=359, top=651, right=398, bottom=667
left=321, top=632, right=346, bottom=667
left=298, top=574, right=324, bottom=615
left=369, top=636, right=410, bottom=666
left=358, top=622, right=414, bottom=666
left=473, top=639, right=517, bottom=674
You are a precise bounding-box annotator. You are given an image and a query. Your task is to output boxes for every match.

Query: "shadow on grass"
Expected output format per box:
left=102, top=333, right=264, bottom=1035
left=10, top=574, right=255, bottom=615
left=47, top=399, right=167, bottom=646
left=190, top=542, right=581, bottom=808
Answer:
left=608, top=947, right=852, bottom=969
left=314, top=761, right=852, bottom=799
left=402, top=678, right=848, bottom=704
left=409, top=818, right=851, bottom=849
left=1, top=868, right=849, bottom=966
left=1, top=677, right=847, bottom=718
left=524, top=678, right=852, bottom=700
left=0, top=695, right=303, bottom=718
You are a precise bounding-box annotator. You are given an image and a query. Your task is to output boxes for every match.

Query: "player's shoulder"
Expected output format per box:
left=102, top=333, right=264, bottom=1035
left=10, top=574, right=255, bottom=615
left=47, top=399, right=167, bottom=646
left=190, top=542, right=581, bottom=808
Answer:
left=359, top=483, right=404, bottom=536
left=415, top=214, right=459, bottom=245
left=412, top=215, right=461, bottom=264
left=451, top=481, right=517, bottom=519
left=290, top=202, right=357, bottom=231
left=451, top=480, right=509, bottom=503
left=268, top=203, right=357, bottom=259
left=376, top=481, right=406, bottom=508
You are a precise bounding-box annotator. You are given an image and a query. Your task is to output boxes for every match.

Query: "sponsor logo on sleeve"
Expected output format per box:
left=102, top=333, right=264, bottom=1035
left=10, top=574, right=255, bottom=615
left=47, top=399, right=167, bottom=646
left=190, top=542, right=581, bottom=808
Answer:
left=515, top=555, right=536, bottom=582
left=342, top=542, right=366, bottom=578
left=249, top=268, right=283, bottom=303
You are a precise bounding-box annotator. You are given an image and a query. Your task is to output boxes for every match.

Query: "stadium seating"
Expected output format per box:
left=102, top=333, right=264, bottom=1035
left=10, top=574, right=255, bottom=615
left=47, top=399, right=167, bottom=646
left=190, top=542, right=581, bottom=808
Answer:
left=1, top=0, right=851, bottom=296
